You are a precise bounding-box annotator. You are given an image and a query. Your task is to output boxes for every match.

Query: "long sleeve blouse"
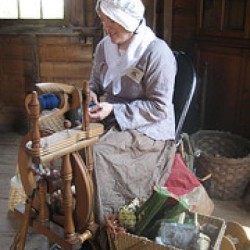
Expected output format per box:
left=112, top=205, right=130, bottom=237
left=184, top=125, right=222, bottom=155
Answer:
left=89, top=37, right=176, bottom=141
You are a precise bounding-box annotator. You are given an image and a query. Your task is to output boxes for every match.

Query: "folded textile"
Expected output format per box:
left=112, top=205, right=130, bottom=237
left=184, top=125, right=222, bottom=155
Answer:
left=164, top=153, right=200, bottom=196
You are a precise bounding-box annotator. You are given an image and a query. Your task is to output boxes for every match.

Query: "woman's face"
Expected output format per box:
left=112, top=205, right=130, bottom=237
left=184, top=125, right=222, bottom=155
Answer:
left=98, top=10, right=134, bottom=50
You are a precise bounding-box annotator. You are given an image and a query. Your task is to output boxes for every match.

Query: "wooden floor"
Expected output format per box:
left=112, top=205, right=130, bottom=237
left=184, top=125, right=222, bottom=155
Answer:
left=0, top=132, right=51, bottom=250
left=0, top=131, right=250, bottom=249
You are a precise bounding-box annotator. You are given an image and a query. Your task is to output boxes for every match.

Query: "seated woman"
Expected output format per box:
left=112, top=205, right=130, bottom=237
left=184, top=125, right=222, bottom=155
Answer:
left=88, top=0, right=177, bottom=243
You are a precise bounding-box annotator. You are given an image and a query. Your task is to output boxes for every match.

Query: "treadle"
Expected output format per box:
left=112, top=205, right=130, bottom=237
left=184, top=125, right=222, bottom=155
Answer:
left=14, top=204, right=82, bottom=250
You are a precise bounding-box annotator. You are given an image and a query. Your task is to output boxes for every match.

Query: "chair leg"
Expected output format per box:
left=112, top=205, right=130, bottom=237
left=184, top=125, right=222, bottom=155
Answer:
left=10, top=191, right=35, bottom=250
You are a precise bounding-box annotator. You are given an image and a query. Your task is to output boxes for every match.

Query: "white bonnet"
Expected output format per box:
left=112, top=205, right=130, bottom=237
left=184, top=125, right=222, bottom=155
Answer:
left=96, top=0, right=145, bottom=32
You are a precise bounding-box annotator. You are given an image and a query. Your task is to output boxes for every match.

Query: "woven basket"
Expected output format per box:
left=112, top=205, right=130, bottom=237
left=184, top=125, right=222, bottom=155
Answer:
left=190, top=130, right=250, bottom=200
left=225, top=221, right=250, bottom=250
left=221, top=236, right=236, bottom=250
left=108, top=213, right=226, bottom=250
left=39, top=109, right=65, bottom=131
left=8, top=174, right=26, bottom=211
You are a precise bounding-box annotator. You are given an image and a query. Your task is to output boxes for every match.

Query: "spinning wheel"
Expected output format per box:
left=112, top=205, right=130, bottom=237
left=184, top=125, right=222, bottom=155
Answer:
left=11, top=82, right=104, bottom=250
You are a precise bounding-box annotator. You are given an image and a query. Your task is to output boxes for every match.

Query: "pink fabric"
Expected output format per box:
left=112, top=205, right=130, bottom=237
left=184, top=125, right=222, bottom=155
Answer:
left=164, top=153, right=200, bottom=196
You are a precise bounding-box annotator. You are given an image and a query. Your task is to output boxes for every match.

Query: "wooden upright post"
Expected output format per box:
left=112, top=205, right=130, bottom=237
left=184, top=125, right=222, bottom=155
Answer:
left=82, top=81, right=90, bottom=132
left=38, top=179, right=49, bottom=225
left=25, top=91, right=41, bottom=150
left=61, top=154, right=76, bottom=241
left=81, top=81, right=97, bottom=236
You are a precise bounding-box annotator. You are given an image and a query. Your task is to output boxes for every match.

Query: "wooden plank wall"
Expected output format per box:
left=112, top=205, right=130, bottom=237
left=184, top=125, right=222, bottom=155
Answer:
left=172, top=0, right=197, bottom=54
left=0, top=34, right=93, bottom=132
left=0, top=0, right=197, bottom=133
left=0, top=35, right=34, bottom=132
left=38, top=36, right=93, bottom=88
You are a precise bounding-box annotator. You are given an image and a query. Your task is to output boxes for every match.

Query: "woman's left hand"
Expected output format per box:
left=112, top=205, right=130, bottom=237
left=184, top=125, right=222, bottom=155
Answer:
left=89, top=102, right=113, bottom=121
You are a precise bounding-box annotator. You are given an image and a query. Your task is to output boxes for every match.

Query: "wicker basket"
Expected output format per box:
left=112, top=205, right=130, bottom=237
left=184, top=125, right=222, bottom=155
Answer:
left=8, top=174, right=26, bottom=211
left=190, top=130, right=250, bottom=200
left=225, top=221, right=250, bottom=250
left=220, top=236, right=236, bottom=250
left=108, top=213, right=226, bottom=250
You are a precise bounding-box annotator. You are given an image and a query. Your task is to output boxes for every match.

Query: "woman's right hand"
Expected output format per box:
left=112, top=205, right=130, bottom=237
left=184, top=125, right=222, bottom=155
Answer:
left=89, top=102, right=113, bottom=122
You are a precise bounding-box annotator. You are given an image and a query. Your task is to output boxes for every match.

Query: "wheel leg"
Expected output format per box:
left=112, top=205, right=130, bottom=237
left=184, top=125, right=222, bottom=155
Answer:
left=10, top=190, right=35, bottom=250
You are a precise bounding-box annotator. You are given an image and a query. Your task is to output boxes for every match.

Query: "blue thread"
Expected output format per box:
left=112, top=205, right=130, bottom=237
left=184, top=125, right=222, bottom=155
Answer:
left=89, top=101, right=96, bottom=108
left=39, top=94, right=60, bottom=111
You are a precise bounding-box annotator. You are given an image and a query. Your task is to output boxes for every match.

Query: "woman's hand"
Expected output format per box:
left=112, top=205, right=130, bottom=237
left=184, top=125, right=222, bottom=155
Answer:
left=89, top=90, right=99, bottom=105
left=89, top=102, right=113, bottom=121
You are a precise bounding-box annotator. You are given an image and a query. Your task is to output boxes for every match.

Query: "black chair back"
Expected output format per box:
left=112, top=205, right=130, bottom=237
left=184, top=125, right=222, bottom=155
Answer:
left=173, top=51, right=197, bottom=143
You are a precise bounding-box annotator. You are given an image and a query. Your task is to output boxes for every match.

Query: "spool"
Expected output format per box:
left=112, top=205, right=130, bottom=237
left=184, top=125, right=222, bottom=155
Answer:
left=39, top=93, right=61, bottom=111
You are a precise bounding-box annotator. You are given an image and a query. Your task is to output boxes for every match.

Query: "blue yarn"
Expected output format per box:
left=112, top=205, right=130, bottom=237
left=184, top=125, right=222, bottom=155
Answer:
left=39, top=94, right=60, bottom=111
left=89, top=101, right=96, bottom=108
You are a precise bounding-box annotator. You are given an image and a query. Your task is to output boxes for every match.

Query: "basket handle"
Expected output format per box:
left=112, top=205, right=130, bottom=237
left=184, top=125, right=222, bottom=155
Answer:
left=193, top=151, right=212, bottom=182
left=199, top=173, right=212, bottom=182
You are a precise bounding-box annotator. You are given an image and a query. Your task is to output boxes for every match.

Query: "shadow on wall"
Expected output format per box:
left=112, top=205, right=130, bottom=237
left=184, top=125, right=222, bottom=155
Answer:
left=0, top=108, right=28, bottom=134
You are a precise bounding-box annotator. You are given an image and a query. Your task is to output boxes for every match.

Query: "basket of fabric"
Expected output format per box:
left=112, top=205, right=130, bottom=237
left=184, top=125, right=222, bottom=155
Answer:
left=107, top=188, right=226, bottom=250
left=190, top=130, right=250, bottom=200
left=107, top=213, right=226, bottom=250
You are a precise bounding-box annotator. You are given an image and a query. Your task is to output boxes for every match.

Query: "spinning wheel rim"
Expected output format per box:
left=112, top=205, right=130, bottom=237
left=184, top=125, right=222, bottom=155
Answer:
left=72, top=152, right=93, bottom=233
left=18, top=130, right=93, bottom=232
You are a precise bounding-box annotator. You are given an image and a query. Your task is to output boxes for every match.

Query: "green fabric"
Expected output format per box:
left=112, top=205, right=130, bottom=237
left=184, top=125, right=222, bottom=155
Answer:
left=178, top=133, right=194, bottom=172
left=135, top=187, right=190, bottom=239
